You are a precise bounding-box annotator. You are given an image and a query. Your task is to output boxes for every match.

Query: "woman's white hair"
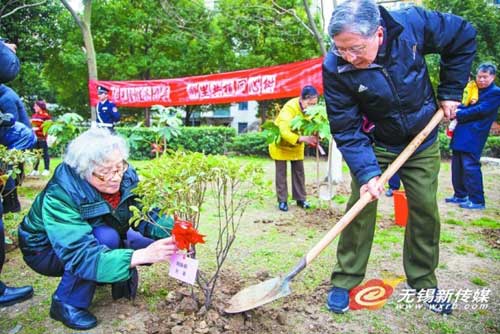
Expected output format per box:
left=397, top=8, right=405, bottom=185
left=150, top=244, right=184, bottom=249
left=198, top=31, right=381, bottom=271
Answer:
left=64, top=127, right=129, bottom=179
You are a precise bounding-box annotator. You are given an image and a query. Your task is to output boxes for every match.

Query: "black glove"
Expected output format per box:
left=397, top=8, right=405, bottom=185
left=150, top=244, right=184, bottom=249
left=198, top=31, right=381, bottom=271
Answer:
left=0, top=112, right=14, bottom=127
left=112, top=268, right=138, bottom=300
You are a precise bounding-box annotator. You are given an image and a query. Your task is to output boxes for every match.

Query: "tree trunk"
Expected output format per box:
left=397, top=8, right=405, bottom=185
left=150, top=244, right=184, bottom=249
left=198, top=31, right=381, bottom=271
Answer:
left=60, top=0, right=98, bottom=121
left=184, top=105, right=195, bottom=126
left=303, top=0, right=327, bottom=56
left=144, top=108, right=151, bottom=127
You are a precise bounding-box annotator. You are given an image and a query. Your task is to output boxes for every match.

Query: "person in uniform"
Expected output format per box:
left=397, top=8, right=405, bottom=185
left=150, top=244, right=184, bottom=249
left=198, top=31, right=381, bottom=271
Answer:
left=96, top=86, right=120, bottom=132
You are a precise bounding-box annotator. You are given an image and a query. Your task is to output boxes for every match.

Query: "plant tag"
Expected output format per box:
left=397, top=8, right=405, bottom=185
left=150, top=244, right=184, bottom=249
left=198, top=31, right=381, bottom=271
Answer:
left=169, top=253, right=198, bottom=285
left=317, top=144, right=326, bottom=155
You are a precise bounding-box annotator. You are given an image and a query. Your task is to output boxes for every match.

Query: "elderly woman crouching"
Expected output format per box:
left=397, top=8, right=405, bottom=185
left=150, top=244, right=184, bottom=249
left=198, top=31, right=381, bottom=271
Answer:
left=17, top=128, right=177, bottom=330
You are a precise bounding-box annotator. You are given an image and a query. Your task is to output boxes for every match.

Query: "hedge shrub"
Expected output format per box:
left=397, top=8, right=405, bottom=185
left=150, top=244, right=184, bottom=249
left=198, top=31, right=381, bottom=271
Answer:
left=439, top=131, right=500, bottom=159
left=116, top=126, right=236, bottom=160
left=484, top=136, right=500, bottom=158
left=226, top=132, right=269, bottom=156
left=438, top=132, right=452, bottom=159
left=49, top=126, right=500, bottom=161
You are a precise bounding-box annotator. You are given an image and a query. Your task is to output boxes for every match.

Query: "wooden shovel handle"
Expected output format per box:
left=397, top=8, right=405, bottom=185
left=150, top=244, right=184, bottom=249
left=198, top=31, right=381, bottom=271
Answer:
left=305, top=109, right=444, bottom=265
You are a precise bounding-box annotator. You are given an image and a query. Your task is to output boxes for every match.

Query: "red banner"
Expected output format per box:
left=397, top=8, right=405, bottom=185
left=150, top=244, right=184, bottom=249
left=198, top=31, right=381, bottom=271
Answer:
left=89, top=57, right=323, bottom=108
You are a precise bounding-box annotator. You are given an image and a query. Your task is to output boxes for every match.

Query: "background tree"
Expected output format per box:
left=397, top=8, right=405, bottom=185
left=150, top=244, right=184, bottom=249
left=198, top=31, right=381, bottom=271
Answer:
left=424, top=0, right=500, bottom=88
left=2, top=0, right=326, bottom=123
left=60, top=0, right=97, bottom=120
left=0, top=0, right=62, bottom=107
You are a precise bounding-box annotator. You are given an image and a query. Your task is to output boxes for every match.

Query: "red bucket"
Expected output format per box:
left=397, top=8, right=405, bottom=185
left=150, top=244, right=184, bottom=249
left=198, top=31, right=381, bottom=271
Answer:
left=393, top=190, right=408, bottom=227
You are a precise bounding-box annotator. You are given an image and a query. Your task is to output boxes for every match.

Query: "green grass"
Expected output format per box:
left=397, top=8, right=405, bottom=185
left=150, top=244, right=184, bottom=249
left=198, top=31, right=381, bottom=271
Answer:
left=2, top=156, right=500, bottom=334
left=443, top=218, right=465, bottom=226
left=373, top=226, right=404, bottom=249
left=455, top=244, right=476, bottom=255
left=470, top=277, right=488, bottom=286
left=427, top=319, right=458, bottom=334
left=333, top=194, right=348, bottom=204
left=440, top=231, right=456, bottom=243
left=471, top=217, right=499, bottom=229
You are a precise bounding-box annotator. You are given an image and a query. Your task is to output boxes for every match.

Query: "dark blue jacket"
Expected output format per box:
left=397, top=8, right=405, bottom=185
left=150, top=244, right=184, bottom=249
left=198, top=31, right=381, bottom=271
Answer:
left=0, top=41, right=20, bottom=83
left=451, top=83, right=500, bottom=157
left=0, top=84, right=31, bottom=127
left=97, top=99, right=120, bottom=126
left=0, top=121, right=36, bottom=150
left=323, top=6, right=476, bottom=184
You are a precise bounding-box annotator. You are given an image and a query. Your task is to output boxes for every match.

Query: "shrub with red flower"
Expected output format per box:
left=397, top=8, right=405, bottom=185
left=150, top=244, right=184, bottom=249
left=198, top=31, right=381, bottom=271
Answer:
left=349, top=279, right=394, bottom=311
left=151, top=143, right=164, bottom=155
left=172, top=218, right=206, bottom=250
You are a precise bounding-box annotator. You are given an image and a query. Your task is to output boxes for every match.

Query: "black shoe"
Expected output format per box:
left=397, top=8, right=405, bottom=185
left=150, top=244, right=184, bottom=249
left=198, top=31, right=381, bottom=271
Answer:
left=0, top=284, right=33, bottom=306
left=278, top=201, right=288, bottom=211
left=296, top=200, right=311, bottom=209
left=50, top=294, right=97, bottom=330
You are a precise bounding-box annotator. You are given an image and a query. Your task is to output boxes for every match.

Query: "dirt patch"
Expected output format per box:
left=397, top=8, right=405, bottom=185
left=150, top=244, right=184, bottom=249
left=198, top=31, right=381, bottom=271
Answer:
left=482, top=229, right=500, bottom=249
left=288, top=207, right=343, bottom=230
left=20, top=176, right=49, bottom=190
left=306, top=180, right=351, bottom=199
left=143, top=270, right=293, bottom=334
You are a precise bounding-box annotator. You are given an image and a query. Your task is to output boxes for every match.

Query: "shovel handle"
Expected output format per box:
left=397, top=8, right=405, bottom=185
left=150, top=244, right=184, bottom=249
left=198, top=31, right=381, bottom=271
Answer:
left=304, top=109, right=444, bottom=265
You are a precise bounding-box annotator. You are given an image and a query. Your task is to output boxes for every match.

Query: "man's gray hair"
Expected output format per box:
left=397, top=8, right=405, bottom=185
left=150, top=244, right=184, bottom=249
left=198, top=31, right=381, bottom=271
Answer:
left=328, top=0, right=381, bottom=37
left=64, top=127, right=129, bottom=179
left=477, top=62, right=497, bottom=76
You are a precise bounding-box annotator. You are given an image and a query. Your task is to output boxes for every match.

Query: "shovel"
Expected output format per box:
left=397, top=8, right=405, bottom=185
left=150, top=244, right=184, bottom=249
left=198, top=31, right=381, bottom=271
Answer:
left=318, top=137, right=336, bottom=201
left=224, top=109, right=444, bottom=314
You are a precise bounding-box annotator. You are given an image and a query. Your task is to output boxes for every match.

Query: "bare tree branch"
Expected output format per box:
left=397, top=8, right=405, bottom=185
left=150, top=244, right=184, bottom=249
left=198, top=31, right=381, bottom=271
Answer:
left=0, top=0, right=46, bottom=19
left=271, top=1, right=314, bottom=36
left=302, top=0, right=327, bottom=55
left=158, top=0, right=211, bottom=44
left=60, top=0, right=84, bottom=31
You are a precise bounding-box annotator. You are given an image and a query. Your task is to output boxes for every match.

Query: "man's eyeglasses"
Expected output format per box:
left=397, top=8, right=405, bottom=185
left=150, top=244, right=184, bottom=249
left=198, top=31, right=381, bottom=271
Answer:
left=92, top=161, right=128, bottom=182
left=331, top=34, right=376, bottom=58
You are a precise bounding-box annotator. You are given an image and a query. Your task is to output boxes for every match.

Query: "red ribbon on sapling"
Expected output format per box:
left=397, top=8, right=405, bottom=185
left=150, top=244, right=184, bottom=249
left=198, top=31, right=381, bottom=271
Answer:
left=172, top=217, right=206, bottom=250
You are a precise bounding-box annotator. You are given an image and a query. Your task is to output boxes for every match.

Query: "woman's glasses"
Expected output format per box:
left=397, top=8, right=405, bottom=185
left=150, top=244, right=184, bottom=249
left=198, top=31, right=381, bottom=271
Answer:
left=92, top=161, right=128, bottom=182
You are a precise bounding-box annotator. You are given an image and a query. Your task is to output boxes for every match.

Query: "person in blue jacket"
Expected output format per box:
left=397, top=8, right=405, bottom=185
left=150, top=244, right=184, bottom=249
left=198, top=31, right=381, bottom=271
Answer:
left=0, top=84, right=31, bottom=128
left=0, top=38, right=20, bottom=84
left=446, top=63, right=500, bottom=209
left=322, top=0, right=476, bottom=315
left=96, top=86, right=120, bottom=132
left=0, top=37, right=34, bottom=308
left=0, top=83, right=35, bottom=214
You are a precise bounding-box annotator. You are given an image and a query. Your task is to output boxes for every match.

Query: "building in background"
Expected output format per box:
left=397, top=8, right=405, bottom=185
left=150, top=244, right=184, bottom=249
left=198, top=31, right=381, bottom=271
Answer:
left=191, top=101, right=259, bottom=134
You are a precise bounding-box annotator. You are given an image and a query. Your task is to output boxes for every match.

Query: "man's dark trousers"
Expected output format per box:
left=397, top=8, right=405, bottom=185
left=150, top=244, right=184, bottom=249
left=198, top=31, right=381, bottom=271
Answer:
left=332, top=141, right=441, bottom=290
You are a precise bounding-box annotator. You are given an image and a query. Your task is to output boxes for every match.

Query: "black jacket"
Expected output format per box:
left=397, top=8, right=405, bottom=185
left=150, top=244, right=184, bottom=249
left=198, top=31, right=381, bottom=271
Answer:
left=323, top=6, right=476, bottom=184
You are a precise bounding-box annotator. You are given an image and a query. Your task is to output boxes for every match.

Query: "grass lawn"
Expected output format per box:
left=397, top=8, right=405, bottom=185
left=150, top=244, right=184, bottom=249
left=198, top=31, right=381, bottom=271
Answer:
left=1, top=155, right=498, bottom=334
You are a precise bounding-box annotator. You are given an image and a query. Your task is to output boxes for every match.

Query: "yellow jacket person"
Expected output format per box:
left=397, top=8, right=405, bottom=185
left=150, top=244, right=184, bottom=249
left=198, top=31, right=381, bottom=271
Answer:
left=269, top=85, right=319, bottom=211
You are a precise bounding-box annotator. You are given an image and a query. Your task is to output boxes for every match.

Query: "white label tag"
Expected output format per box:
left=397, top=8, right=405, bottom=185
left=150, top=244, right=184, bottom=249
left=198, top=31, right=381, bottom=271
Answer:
left=169, top=253, right=199, bottom=285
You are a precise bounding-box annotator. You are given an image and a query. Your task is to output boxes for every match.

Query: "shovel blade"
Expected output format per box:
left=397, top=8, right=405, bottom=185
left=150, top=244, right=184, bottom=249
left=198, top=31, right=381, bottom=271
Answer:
left=224, top=276, right=291, bottom=314
left=318, top=183, right=336, bottom=200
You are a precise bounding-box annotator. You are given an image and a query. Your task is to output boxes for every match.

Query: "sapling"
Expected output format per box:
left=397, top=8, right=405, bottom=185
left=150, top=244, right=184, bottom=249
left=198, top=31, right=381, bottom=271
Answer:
left=131, top=151, right=267, bottom=308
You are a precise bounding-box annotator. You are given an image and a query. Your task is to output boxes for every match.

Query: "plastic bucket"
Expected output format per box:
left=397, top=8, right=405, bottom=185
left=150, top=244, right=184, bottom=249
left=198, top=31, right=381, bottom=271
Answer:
left=393, top=190, right=408, bottom=227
